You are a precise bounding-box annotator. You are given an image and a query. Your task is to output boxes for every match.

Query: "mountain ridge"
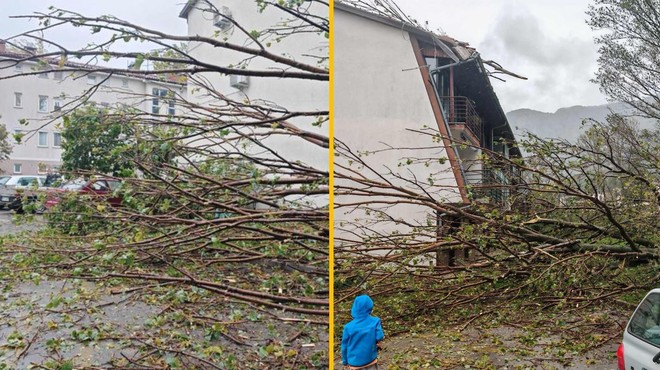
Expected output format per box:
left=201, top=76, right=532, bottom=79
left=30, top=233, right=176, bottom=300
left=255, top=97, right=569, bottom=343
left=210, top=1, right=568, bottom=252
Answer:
left=506, top=101, right=653, bottom=142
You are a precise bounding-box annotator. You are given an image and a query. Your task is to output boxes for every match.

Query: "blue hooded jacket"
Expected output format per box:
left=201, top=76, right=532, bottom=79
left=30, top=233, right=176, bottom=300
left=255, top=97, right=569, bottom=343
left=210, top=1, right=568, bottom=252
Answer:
left=341, top=295, right=384, bottom=366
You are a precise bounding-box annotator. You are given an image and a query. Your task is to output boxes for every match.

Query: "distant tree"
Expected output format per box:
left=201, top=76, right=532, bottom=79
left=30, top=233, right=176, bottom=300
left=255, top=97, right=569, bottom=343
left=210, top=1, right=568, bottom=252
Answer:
left=60, top=104, right=135, bottom=176
left=0, top=123, right=13, bottom=165
left=587, top=0, right=660, bottom=119
left=147, top=42, right=189, bottom=71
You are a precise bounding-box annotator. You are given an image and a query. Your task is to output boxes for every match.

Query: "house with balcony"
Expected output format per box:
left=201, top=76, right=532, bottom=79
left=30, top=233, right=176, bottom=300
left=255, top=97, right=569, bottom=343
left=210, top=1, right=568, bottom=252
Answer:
left=426, top=51, right=523, bottom=205
left=334, top=2, right=523, bottom=264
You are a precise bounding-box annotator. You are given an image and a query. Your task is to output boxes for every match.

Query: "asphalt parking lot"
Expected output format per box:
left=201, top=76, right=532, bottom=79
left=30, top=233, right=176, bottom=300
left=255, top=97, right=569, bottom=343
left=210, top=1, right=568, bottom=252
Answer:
left=0, top=209, right=45, bottom=235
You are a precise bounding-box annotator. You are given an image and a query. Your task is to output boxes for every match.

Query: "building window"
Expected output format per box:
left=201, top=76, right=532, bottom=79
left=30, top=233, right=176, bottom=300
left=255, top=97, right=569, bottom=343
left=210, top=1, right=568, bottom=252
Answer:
left=13, top=163, right=22, bottom=174
left=152, top=88, right=168, bottom=114
left=53, top=99, right=62, bottom=112
left=53, top=133, right=62, bottom=147
left=14, top=92, right=22, bottom=108
left=168, top=100, right=176, bottom=115
left=87, top=75, right=97, bottom=85
left=38, top=131, right=48, bottom=147
left=38, top=96, right=49, bottom=112
left=53, top=70, right=63, bottom=80
left=37, top=163, right=48, bottom=174
left=15, top=64, right=22, bottom=72
left=38, top=71, right=48, bottom=79
left=122, top=79, right=129, bottom=88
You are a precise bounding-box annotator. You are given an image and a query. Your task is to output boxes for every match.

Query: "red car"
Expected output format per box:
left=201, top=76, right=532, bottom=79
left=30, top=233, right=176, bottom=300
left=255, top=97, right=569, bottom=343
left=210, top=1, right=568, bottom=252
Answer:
left=44, top=178, right=122, bottom=209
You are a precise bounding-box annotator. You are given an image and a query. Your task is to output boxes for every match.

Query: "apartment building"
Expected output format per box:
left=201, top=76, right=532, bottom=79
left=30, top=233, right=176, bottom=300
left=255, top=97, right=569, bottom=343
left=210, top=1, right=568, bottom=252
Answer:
left=0, top=40, right=186, bottom=175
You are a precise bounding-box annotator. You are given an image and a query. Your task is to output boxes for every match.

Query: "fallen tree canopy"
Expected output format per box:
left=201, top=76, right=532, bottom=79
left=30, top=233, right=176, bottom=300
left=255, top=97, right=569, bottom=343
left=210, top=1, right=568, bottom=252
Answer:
left=1, top=1, right=329, bottom=368
left=334, top=116, right=659, bottom=341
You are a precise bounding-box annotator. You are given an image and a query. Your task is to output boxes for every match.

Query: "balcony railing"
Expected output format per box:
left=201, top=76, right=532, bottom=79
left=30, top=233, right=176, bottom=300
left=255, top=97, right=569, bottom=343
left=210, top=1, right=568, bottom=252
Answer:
left=463, top=167, right=508, bottom=203
left=440, top=96, right=482, bottom=143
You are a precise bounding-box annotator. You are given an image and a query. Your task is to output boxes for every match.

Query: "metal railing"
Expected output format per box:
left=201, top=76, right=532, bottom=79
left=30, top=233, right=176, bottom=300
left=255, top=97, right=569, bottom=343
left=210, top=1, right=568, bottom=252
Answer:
left=464, top=167, right=508, bottom=204
left=464, top=163, right=529, bottom=211
left=440, top=96, right=482, bottom=143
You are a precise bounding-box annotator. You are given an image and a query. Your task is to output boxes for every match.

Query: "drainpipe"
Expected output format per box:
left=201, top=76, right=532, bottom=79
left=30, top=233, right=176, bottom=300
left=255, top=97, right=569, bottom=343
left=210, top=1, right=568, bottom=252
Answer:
left=491, top=121, right=508, bottom=154
left=449, top=66, right=455, bottom=122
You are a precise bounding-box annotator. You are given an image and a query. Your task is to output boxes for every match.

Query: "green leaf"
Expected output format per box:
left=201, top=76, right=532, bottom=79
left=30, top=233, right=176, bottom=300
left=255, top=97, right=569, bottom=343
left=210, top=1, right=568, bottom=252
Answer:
left=132, top=54, right=145, bottom=70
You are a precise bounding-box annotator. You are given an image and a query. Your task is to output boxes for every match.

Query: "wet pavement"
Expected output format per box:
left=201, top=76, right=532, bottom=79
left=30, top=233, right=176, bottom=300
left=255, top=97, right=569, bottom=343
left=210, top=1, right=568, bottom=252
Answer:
left=0, top=210, right=45, bottom=235
left=0, top=210, right=157, bottom=367
left=0, top=279, right=159, bottom=368
left=0, top=210, right=329, bottom=368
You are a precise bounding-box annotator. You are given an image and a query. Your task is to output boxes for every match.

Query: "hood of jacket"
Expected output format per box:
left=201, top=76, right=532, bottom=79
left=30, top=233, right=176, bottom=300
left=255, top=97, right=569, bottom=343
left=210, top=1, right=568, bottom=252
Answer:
left=351, top=295, right=373, bottom=319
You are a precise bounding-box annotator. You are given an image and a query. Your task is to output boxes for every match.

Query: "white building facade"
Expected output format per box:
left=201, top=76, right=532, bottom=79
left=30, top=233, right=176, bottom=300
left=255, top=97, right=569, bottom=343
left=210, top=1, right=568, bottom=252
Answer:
left=0, top=41, right=186, bottom=175
left=334, top=5, right=464, bottom=251
left=178, top=0, right=329, bottom=177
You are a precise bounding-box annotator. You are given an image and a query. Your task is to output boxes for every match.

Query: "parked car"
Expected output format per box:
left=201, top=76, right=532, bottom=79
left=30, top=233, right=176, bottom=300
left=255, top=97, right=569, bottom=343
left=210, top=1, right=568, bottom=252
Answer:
left=44, top=178, right=123, bottom=210
left=617, top=288, right=660, bottom=369
left=43, top=173, right=63, bottom=188
left=21, top=173, right=66, bottom=213
left=0, top=175, right=46, bottom=211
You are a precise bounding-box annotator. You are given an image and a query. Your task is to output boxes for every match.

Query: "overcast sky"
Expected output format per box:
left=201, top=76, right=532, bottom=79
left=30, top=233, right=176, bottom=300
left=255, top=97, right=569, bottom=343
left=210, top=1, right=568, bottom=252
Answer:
left=2, top=1, right=609, bottom=113
left=1, top=1, right=188, bottom=68
left=397, top=0, right=609, bottom=113
left=1, top=0, right=188, bottom=38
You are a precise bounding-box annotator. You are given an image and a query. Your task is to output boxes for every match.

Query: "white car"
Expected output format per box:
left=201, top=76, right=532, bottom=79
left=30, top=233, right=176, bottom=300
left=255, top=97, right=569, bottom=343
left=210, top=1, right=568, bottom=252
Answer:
left=0, top=175, right=46, bottom=210
left=618, top=288, right=660, bottom=369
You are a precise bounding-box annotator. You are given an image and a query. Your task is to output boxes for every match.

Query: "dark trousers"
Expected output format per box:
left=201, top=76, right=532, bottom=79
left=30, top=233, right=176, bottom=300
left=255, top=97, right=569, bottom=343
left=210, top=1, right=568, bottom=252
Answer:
left=348, top=363, right=378, bottom=370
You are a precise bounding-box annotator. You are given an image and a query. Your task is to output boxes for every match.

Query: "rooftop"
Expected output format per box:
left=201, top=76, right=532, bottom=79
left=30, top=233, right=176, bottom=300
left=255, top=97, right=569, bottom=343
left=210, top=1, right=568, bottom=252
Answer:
left=0, top=40, right=186, bottom=86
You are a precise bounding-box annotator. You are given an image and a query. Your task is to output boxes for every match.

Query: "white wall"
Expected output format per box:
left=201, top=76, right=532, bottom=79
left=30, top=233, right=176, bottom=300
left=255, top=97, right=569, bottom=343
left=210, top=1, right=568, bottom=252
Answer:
left=334, top=10, right=462, bottom=251
left=182, top=0, right=329, bottom=176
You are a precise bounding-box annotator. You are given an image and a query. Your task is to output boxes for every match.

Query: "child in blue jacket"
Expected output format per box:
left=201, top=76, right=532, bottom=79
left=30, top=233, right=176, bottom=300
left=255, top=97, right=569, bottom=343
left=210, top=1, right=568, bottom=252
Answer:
left=341, top=295, right=384, bottom=369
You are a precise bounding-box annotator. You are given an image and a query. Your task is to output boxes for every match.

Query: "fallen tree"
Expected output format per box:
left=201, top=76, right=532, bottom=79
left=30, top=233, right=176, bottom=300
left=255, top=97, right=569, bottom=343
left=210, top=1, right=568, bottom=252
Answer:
left=335, top=116, right=659, bottom=333
left=0, top=1, right=329, bottom=367
left=333, top=2, right=658, bottom=346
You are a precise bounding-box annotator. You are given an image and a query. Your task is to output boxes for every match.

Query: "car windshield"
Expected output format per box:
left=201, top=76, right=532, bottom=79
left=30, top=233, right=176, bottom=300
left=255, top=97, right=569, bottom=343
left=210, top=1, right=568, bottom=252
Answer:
left=107, top=180, right=121, bottom=191
left=60, top=180, right=86, bottom=190
left=16, top=177, right=39, bottom=186
left=0, top=177, right=10, bottom=185
left=44, top=174, right=62, bottom=187
left=628, top=292, right=660, bottom=346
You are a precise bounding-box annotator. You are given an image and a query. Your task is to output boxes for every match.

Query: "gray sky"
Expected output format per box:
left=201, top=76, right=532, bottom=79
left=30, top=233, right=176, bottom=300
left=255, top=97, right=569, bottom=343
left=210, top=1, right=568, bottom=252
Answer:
left=1, top=0, right=188, bottom=37
left=2, top=1, right=609, bottom=113
left=397, top=0, right=609, bottom=113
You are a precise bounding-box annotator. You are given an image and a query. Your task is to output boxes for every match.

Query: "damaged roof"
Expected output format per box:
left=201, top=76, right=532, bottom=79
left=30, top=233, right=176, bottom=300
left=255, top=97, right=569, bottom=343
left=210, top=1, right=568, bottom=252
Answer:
left=335, top=1, right=480, bottom=63
left=335, top=1, right=522, bottom=157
